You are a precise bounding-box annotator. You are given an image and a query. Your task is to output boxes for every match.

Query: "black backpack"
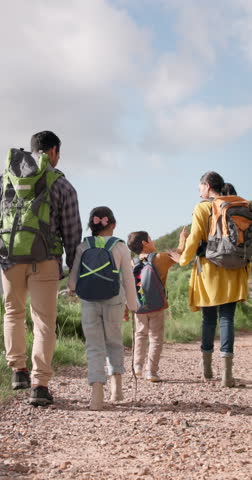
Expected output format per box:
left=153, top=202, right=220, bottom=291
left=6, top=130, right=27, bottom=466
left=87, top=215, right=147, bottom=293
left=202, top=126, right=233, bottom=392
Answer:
left=133, top=253, right=166, bottom=314
left=76, top=236, right=124, bottom=301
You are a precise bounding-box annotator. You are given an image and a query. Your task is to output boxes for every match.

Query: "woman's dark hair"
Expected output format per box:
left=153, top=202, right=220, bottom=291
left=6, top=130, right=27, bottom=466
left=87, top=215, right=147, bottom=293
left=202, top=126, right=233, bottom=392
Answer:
left=200, top=171, right=224, bottom=194
left=127, top=231, right=149, bottom=255
left=222, top=183, right=237, bottom=196
left=31, top=130, right=61, bottom=153
left=88, top=206, right=116, bottom=236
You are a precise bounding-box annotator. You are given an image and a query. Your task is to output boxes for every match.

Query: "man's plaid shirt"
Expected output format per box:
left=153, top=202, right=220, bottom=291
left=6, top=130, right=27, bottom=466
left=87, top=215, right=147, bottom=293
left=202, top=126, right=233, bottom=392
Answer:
left=0, top=174, right=82, bottom=278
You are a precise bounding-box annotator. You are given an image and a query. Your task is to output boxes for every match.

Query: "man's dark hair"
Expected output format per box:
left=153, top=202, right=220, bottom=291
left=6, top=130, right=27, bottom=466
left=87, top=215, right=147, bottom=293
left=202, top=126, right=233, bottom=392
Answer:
left=31, top=131, right=61, bottom=153
left=127, top=231, right=149, bottom=255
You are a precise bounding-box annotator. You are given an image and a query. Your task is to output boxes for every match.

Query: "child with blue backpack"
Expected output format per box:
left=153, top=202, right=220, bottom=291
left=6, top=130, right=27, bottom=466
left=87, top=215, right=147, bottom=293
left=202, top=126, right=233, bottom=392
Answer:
left=68, top=206, right=137, bottom=410
left=127, top=228, right=188, bottom=382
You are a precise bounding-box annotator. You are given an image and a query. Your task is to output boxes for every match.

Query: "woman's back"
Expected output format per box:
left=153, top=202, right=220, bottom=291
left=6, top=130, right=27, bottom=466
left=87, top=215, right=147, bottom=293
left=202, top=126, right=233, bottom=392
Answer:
left=179, top=201, right=249, bottom=311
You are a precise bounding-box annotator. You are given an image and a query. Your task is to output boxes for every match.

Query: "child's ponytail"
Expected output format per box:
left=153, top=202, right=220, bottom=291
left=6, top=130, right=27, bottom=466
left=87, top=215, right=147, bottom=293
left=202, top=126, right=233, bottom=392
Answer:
left=88, top=206, right=116, bottom=236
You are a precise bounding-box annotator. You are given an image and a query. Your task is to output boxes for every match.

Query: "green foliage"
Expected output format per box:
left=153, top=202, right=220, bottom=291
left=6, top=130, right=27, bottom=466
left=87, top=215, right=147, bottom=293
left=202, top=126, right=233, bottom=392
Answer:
left=164, top=310, right=202, bottom=343
left=122, top=319, right=134, bottom=348
left=154, top=225, right=191, bottom=251
left=234, top=300, right=252, bottom=330
left=167, top=267, right=192, bottom=318
left=53, top=336, right=85, bottom=366
left=25, top=295, right=83, bottom=338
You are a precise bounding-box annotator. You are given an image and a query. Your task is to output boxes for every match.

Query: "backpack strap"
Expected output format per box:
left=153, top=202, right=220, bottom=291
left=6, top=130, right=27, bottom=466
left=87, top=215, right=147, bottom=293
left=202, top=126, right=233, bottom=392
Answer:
left=83, top=236, right=96, bottom=249
left=147, top=252, right=163, bottom=281
left=133, top=256, right=140, bottom=266
left=105, top=236, right=124, bottom=251
left=147, top=252, right=157, bottom=264
left=196, top=199, right=214, bottom=274
left=83, top=236, right=124, bottom=250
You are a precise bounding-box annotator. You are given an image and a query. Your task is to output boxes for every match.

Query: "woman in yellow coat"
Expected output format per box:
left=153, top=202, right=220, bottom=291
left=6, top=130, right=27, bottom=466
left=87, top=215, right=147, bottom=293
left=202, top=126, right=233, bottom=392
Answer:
left=170, top=171, right=249, bottom=387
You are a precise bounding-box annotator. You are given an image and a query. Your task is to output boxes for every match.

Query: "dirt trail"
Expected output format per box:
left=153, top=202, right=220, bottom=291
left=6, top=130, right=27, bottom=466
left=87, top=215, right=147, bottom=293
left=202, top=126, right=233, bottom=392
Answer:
left=0, top=334, right=252, bottom=480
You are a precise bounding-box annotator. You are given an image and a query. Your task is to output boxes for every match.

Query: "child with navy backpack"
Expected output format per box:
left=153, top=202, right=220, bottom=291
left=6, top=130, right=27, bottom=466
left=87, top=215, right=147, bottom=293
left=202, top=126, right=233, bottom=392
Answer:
left=68, top=206, right=137, bottom=410
left=127, top=228, right=188, bottom=382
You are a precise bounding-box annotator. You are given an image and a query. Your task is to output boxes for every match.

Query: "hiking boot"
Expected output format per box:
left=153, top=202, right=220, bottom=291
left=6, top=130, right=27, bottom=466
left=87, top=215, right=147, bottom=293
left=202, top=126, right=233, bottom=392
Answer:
left=12, top=370, right=31, bottom=390
left=29, top=386, right=54, bottom=407
left=145, top=373, right=162, bottom=383
left=90, top=382, right=104, bottom=411
left=201, top=352, right=213, bottom=379
left=221, top=357, right=235, bottom=388
left=110, top=374, right=124, bottom=402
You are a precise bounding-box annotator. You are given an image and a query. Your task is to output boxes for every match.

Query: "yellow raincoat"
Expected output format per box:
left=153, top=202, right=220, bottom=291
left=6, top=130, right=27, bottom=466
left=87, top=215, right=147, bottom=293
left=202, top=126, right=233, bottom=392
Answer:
left=179, top=201, right=249, bottom=312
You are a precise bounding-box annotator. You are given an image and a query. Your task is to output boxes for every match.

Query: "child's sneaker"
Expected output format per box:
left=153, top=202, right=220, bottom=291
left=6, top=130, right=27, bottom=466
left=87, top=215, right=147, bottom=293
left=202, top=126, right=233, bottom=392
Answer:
left=12, top=370, right=31, bottom=390
left=134, top=367, right=143, bottom=377
left=29, top=386, right=54, bottom=407
left=145, top=373, right=162, bottom=383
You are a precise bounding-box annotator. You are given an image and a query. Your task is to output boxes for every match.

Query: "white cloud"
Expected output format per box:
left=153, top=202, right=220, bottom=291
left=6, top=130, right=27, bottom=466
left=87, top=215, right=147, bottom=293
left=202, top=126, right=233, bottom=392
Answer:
left=144, top=104, right=252, bottom=154
left=231, top=0, right=252, bottom=63
left=0, top=0, right=150, bottom=171
left=144, top=53, right=202, bottom=109
left=0, top=0, right=252, bottom=174
left=160, top=0, right=231, bottom=62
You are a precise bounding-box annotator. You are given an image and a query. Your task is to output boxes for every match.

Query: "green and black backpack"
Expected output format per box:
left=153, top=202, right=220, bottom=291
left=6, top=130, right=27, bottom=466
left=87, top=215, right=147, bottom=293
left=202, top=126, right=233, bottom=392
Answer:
left=0, top=148, right=64, bottom=263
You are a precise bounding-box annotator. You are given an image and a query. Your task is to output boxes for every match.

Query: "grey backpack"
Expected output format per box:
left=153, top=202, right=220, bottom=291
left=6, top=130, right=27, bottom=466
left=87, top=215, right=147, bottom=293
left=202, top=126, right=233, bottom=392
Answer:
left=197, top=196, right=252, bottom=269
left=133, top=253, right=166, bottom=314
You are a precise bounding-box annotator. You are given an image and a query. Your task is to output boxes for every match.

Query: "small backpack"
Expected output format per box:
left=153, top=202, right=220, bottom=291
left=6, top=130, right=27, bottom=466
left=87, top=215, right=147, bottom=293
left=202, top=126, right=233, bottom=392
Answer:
left=0, top=148, right=63, bottom=263
left=204, top=196, right=252, bottom=269
left=133, top=253, right=166, bottom=314
left=75, top=236, right=123, bottom=301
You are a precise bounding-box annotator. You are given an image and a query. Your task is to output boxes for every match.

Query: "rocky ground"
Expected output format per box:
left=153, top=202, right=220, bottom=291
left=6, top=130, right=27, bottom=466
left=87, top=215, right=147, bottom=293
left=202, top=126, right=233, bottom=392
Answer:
left=0, top=334, right=251, bottom=480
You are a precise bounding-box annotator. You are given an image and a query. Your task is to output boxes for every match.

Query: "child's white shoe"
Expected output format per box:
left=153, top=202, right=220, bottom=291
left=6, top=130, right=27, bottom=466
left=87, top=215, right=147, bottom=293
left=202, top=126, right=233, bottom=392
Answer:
left=90, top=382, right=104, bottom=410
left=145, top=373, right=162, bottom=383
left=110, top=374, right=124, bottom=402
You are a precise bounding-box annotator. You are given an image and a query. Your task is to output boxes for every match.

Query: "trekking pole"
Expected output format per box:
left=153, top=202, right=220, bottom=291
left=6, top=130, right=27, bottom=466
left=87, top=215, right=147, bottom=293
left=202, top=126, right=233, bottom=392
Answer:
left=131, top=311, right=138, bottom=401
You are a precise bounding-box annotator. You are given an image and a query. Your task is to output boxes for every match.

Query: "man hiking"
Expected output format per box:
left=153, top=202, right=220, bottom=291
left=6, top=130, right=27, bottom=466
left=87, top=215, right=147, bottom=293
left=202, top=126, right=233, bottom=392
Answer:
left=0, top=130, right=82, bottom=406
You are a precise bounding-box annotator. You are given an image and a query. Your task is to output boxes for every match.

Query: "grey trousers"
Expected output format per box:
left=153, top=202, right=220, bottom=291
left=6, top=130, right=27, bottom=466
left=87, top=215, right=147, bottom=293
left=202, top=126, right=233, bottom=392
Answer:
left=81, top=295, right=125, bottom=384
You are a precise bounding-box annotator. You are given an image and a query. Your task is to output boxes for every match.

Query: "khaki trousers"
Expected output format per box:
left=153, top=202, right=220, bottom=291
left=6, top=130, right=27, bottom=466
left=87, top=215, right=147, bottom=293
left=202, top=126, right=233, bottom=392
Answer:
left=134, top=310, right=165, bottom=375
left=1, top=260, right=59, bottom=386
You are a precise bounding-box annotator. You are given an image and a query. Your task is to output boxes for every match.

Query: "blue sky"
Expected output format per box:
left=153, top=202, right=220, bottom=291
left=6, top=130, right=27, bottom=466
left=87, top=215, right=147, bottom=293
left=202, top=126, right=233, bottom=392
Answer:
left=0, top=0, right=252, bottom=242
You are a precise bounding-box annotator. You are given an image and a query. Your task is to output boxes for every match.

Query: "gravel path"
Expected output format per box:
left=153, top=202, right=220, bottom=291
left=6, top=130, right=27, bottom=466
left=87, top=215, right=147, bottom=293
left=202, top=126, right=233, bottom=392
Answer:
left=0, top=334, right=252, bottom=480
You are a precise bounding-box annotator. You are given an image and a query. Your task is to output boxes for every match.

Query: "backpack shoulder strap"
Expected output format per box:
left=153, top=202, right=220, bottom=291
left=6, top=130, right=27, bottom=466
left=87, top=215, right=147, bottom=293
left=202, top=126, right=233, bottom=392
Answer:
left=147, top=252, right=163, bottom=283
left=83, top=236, right=95, bottom=248
left=133, top=256, right=140, bottom=266
left=200, top=199, right=213, bottom=234
left=105, top=236, right=125, bottom=251
left=147, top=252, right=157, bottom=263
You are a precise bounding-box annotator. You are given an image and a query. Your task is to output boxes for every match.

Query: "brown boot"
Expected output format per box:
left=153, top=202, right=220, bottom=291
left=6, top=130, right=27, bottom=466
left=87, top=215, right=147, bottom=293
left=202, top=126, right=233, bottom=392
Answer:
left=201, top=352, right=213, bottom=379
left=110, top=374, right=123, bottom=402
left=89, top=382, right=104, bottom=410
left=221, top=357, right=235, bottom=387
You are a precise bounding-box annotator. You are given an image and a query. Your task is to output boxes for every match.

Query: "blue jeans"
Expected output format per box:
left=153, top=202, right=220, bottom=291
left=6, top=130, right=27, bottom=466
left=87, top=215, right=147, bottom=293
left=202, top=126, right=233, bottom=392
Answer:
left=81, top=295, right=125, bottom=384
left=201, top=302, right=236, bottom=357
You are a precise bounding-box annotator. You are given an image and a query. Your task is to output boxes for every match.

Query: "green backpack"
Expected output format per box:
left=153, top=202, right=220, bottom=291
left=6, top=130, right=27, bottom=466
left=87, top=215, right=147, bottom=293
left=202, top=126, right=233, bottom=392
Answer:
left=0, top=148, right=64, bottom=263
